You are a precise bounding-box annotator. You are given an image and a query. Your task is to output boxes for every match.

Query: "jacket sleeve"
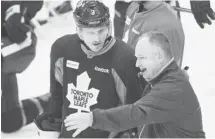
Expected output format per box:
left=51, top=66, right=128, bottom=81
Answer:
left=48, top=40, right=64, bottom=118
left=91, top=82, right=194, bottom=132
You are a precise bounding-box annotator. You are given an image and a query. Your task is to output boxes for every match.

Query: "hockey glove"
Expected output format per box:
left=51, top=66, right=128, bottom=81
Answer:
left=1, top=31, right=37, bottom=74
left=34, top=112, right=62, bottom=132
left=190, top=1, right=215, bottom=28
left=21, top=1, right=43, bottom=23
left=4, top=5, right=30, bottom=43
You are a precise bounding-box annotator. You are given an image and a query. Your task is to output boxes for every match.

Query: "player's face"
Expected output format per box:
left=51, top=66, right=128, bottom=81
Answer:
left=81, top=26, right=109, bottom=52
left=135, top=37, right=163, bottom=81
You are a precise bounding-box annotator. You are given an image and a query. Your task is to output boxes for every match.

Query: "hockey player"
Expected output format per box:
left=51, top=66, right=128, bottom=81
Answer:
left=35, top=0, right=142, bottom=138
left=122, top=0, right=185, bottom=67
left=1, top=1, right=50, bottom=133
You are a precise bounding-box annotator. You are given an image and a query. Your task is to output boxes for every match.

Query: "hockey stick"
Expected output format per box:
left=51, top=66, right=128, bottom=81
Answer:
left=173, top=6, right=192, bottom=13
left=173, top=6, right=215, bottom=14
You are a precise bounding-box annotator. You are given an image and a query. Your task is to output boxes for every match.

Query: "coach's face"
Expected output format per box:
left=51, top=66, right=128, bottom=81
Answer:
left=135, top=37, right=163, bottom=81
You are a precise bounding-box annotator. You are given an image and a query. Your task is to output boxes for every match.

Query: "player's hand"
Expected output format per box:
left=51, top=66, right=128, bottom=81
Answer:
left=4, top=5, right=30, bottom=43
left=190, top=1, right=215, bottom=29
left=35, top=112, right=62, bottom=131
left=21, top=1, right=43, bottom=22
left=64, top=112, right=93, bottom=137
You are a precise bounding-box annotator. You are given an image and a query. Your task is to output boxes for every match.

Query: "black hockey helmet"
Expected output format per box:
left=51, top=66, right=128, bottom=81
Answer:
left=73, top=0, right=110, bottom=28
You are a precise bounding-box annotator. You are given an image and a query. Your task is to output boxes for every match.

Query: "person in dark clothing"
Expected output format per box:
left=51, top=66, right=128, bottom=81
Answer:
left=63, top=31, right=205, bottom=138
left=1, top=1, right=50, bottom=133
left=34, top=0, right=142, bottom=138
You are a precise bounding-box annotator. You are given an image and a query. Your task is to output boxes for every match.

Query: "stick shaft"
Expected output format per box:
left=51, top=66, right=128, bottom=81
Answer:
left=173, top=6, right=192, bottom=13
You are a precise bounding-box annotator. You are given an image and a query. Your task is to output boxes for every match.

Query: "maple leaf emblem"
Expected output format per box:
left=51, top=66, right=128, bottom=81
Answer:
left=66, top=71, right=99, bottom=112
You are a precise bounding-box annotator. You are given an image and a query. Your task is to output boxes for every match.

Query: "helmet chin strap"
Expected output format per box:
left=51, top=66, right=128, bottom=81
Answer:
left=102, top=21, right=113, bottom=47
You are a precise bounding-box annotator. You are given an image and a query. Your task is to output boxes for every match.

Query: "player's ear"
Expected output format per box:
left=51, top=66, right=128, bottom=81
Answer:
left=76, top=27, right=83, bottom=40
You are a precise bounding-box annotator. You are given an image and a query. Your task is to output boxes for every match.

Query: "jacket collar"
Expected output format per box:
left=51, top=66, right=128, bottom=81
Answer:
left=149, top=58, right=178, bottom=86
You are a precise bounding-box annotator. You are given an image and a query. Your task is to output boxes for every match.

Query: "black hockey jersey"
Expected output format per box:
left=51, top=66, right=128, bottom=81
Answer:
left=49, top=34, right=142, bottom=138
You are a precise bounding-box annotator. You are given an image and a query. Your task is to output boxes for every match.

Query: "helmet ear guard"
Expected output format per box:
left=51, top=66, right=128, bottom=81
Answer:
left=73, top=0, right=110, bottom=28
left=106, top=20, right=112, bottom=38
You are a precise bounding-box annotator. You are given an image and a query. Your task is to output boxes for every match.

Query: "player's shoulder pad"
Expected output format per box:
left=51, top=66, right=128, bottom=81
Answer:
left=51, top=34, right=79, bottom=53
left=112, top=39, right=135, bottom=63
left=115, top=39, right=134, bottom=55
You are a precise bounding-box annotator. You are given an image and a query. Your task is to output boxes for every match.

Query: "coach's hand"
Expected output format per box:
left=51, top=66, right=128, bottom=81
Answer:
left=190, top=1, right=215, bottom=28
left=64, top=112, right=93, bottom=137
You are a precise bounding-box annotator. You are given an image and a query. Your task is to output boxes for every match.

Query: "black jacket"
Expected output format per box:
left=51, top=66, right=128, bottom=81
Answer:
left=92, top=60, right=205, bottom=138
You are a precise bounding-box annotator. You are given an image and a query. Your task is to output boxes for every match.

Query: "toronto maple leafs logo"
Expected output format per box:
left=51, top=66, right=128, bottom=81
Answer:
left=66, top=71, right=99, bottom=112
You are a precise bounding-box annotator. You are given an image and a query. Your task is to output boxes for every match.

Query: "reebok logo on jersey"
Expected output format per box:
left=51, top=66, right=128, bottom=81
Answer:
left=95, top=66, right=109, bottom=74
left=67, top=60, right=79, bottom=69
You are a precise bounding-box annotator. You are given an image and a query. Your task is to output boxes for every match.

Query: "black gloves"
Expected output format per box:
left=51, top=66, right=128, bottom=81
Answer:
left=190, top=1, right=215, bottom=28
left=21, top=1, right=43, bottom=23
left=34, top=112, right=62, bottom=132
left=4, top=1, right=43, bottom=43
left=1, top=31, right=37, bottom=74
left=4, top=5, right=30, bottom=43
